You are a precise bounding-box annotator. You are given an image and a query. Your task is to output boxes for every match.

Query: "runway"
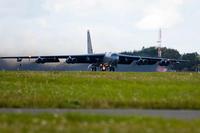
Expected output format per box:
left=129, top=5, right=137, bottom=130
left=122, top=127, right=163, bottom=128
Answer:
left=0, top=108, right=200, bottom=120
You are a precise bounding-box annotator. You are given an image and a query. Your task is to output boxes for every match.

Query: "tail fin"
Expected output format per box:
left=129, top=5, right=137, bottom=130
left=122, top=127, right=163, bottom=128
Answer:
left=87, top=30, right=93, bottom=54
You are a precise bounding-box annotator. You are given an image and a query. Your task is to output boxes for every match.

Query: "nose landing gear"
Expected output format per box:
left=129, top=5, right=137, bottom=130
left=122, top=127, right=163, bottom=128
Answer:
left=89, top=64, right=116, bottom=72
left=100, top=64, right=115, bottom=72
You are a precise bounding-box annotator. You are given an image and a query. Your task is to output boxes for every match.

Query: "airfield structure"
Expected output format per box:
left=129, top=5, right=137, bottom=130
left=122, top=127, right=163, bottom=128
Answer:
left=157, top=28, right=162, bottom=58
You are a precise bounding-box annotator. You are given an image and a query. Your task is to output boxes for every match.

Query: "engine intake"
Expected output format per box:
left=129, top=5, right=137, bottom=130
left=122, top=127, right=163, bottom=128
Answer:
left=159, top=60, right=170, bottom=66
left=17, top=58, right=22, bottom=62
left=35, top=57, right=59, bottom=64
left=35, top=57, right=45, bottom=64
left=66, top=57, right=77, bottom=64
left=136, top=59, right=148, bottom=65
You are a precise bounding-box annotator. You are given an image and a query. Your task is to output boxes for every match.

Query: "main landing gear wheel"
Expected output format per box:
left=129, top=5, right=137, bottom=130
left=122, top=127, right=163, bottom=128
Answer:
left=109, top=67, right=115, bottom=72
left=91, top=67, right=97, bottom=71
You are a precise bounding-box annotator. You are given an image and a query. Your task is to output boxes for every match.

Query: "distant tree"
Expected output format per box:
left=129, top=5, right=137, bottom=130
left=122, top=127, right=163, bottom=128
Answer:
left=140, top=47, right=158, bottom=57
left=180, top=52, right=199, bottom=71
left=121, top=46, right=199, bottom=71
left=161, top=48, right=181, bottom=59
left=121, top=47, right=158, bottom=57
left=121, top=47, right=181, bottom=58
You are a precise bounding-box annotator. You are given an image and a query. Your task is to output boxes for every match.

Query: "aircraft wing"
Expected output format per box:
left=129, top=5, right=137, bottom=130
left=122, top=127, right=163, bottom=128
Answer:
left=0, top=53, right=185, bottom=66
left=0, top=54, right=105, bottom=64
left=117, top=54, right=184, bottom=65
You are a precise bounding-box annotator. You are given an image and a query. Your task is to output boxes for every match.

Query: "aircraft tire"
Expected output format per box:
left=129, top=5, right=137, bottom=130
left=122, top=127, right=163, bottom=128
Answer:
left=109, top=67, right=115, bottom=72
left=91, top=67, right=97, bottom=71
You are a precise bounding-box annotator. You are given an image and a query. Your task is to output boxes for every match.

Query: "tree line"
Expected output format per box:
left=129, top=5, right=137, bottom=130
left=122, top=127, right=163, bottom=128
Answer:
left=121, top=47, right=200, bottom=71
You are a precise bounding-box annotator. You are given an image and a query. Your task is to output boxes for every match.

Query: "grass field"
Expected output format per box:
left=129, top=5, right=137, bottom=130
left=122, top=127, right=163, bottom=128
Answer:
left=0, top=71, right=199, bottom=109
left=0, top=113, right=200, bottom=133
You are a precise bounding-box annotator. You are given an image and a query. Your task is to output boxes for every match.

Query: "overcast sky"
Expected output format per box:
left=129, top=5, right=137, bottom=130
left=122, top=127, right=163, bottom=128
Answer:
left=0, top=0, right=199, bottom=56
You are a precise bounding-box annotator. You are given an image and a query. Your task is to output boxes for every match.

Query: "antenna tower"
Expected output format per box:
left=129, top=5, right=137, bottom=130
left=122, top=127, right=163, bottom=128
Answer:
left=157, top=28, right=162, bottom=57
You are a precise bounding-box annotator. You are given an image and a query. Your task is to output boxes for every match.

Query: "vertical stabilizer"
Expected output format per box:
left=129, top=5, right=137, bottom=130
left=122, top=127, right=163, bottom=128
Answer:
left=87, top=30, right=93, bottom=54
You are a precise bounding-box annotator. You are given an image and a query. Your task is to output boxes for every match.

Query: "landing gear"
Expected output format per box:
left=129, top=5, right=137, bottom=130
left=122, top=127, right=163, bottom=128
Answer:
left=17, top=63, right=22, bottom=71
left=99, top=64, right=108, bottom=71
left=88, top=64, right=97, bottom=71
left=89, top=64, right=116, bottom=72
left=100, top=64, right=115, bottom=72
left=100, top=66, right=106, bottom=71
left=109, top=67, right=115, bottom=72
left=91, top=67, right=97, bottom=71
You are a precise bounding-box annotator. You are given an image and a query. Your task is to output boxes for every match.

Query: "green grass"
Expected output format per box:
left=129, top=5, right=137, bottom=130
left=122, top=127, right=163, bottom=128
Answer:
left=0, top=113, right=200, bottom=133
left=0, top=71, right=200, bottom=109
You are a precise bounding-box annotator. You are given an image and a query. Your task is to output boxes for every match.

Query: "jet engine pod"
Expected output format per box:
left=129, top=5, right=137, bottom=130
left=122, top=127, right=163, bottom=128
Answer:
left=35, top=57, right=45, bottom=64
left=17, top=58, right=22, bottom=62
left=159, top=60, right=170, bottom=66
left=66, top=57, right=77, bottom=64
left=35, top=57, right=59, bottom=64
left=136, top=59, right=148, bottom=65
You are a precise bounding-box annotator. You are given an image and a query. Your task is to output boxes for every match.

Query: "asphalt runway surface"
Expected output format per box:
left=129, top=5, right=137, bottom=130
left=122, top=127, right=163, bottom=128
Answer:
left=0, top=109, right=200, bottom=120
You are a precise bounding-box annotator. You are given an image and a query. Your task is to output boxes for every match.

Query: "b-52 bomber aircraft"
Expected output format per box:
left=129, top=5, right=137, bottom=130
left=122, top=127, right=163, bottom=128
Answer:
left=0, top=30, right=184, bottom=71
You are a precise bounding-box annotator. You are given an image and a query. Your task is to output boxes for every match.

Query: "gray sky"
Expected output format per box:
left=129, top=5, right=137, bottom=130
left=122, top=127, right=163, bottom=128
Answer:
left=0, top=0, right=199, bottom=56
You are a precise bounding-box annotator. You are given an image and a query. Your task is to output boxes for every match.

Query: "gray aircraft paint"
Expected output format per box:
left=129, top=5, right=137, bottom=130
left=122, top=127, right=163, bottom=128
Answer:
left=0, top=60, right=159, bottom=72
